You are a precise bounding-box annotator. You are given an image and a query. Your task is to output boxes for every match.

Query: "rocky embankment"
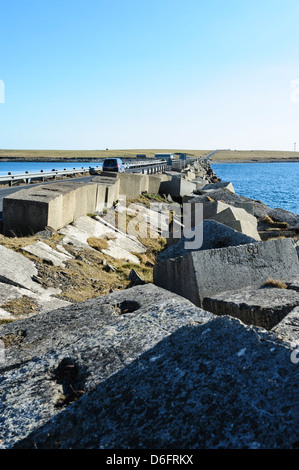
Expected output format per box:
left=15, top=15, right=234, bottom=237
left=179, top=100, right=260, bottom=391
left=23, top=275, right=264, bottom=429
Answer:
left=0, top=158, right=298, bottom=449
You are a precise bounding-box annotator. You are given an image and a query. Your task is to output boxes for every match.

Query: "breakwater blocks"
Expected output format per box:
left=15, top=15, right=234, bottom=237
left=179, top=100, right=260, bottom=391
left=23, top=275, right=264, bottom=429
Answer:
left=3, top=179, right=119, bottom=235
left=203, top=287, right=299, bottom=330
left=153, top=238, right=299, bottom=308
left=2, top=173, right=172, bottom=235
left=0, top=284, right=298, bottom=449
left=0, top=284, right=213, bottom=449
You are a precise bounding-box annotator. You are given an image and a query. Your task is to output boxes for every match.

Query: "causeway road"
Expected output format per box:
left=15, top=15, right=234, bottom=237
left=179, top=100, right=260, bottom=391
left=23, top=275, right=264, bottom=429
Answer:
left=0, top=165, right=153, bottom=216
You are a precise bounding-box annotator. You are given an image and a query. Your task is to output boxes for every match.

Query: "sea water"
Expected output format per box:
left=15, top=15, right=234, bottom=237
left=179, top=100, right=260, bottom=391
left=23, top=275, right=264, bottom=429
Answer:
left=211, top=162, right=299, bottom=215
left=0, top=161, right=102, bottom=175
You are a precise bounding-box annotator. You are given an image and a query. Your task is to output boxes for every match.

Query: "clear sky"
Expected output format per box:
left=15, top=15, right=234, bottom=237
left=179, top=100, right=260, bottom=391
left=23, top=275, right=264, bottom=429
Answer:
left=1, top=0, right=299, bottom=151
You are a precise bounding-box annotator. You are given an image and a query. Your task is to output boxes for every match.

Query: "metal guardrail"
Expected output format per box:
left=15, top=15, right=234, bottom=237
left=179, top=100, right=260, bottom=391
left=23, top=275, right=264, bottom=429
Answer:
left=0, top=166, right=103, bottom=186
left=0, top=160, right=168, bottom=186
left=125, top=159, right=166, bottom=169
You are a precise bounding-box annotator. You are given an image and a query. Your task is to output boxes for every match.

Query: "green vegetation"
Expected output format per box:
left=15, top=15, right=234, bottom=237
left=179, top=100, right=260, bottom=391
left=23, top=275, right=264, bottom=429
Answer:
left=210, top=150, right=299, bottom=163
left=0, top=148, right=211, bottom=161
left=1, top=148, right=298, bottom=162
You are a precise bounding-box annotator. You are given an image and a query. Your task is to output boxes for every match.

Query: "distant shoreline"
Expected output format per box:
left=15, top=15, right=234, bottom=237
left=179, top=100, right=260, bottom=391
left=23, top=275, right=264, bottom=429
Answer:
left=1, top=157, right=299, bottom=164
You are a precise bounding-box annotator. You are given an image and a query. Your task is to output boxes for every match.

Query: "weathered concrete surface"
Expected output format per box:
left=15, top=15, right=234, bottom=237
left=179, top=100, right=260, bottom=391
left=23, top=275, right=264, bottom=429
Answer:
left=0, top=284, right=214, bottom=449
left=203, top=287, right=299, bottom=330
left=272, top=305, right=299, bottom=346
left=159, top=175, right=197, bottom=200
left=201, top=181, right=235, bottom=193
left=154, top=238, right=299, bottom=307
left=3, top=186, right=60, bottom=235
left=117, top=173, right=149, bottom=199
left=22, top=241, right=73, bottom=267
left=3, top=182, right=100, bottom=235
left=158, top=220, right=257, bottom=261
left=0, top=245, right=70, bottom=316
left=12, top=315, right=298, bottom=449
left=148, top=174, right=172, bottom=194
left=206, top=205, right=261, bottom=240
left=58, top=215, right=146, bottom=264
left=288, top=276, right=299, bottom=292
left=92, top=175, right=120, bottom=210
left=0, top=281, right=70, bottom=319
left=3, top=176, right=123, bottom=235
left=0, top=244, right=45, bottom=293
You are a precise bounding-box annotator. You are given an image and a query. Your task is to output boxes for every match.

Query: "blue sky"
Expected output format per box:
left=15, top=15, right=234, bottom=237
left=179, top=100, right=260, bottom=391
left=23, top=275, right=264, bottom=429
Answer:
left=1, top=0, right=299, bottom=150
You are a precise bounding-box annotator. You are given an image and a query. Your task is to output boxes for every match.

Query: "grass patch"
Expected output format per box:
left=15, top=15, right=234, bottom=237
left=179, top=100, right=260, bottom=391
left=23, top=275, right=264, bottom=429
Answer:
left=261, top=215, right=289, bottom=229
left=1, top=296, right=39, bottom=316
left=263, top=278, right=288, bottom=289
left=87, top=237, right=109, bottom=251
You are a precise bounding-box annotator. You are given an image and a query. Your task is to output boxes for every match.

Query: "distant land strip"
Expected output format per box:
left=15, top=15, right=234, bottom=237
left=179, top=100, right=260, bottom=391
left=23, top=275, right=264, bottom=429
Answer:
left=0, top=149, right=299, bottom=163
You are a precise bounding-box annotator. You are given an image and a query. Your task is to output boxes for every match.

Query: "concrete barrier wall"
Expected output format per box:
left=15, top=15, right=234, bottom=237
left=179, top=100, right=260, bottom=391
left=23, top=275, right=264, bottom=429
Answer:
left=2, top=171, right=169, bottom=236
left=3, top=180, right=117, bottom=235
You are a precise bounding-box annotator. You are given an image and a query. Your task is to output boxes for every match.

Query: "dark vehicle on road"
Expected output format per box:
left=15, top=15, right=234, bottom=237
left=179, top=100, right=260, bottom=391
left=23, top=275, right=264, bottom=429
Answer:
left=102, top=158, right=126, bottom=173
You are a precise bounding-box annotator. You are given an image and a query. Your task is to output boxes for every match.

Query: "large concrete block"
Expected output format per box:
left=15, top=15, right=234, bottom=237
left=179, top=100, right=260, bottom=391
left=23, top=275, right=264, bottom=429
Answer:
left=158, top=219, right=257, bottom=261
left=203, top=287, right=299, bottom=330
left=92, top=176, right=120, bottom=209
left=188, top=191, right=255, bottom=216
left=209, top=205, right=261, bottom=240
left=201, top=182, right=235, bottom=193
left=21, top=241, right=73, bottom=267
left=147, top=174, right=171, bottom=194
left=3, top=181, right=105, bottom=235
left=159, top=176, right=197, bottom=200
left=11, top=312, right=299, bottom=449
left=153, top=238, right=299, bottom=308
left=117, top=173, right=149, bottom=199
left=3, top=186, right=64, bottom=235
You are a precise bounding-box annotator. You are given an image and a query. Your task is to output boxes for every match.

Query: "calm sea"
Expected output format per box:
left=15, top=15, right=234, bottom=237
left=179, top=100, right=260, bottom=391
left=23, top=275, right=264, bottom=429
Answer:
left=211, top=162, right=299, bottom=215
left=0, top=161, right=103, bottom=176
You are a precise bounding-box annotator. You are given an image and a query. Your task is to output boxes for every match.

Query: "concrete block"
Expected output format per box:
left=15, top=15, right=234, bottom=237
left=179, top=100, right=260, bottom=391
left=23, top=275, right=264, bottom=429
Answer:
left=202, top=201, right=231, bottom=220
left=9, top=310, right=299, bottom=450
left=188, top=191, right=255, bottom=216
left=92, top=176, right=120, bottom=209
left=158, top=219, right=257, bottom=261
left=201, top=182, right=235, bottom=193
left=0, top=244, right=39, bottom=292
left=117, top=173, right=149, bottom=199
left=21, top=241, right=73, bottom=267
left=147, top=174, right=171, bottom=194
left=184, top=171, right=196, bottom=181
left=153, top=238, right=299, bottom=308
left=59, top=215, right=146, bottom=264
left=3, top=182, right=101, bottom=235
left=3, top=187, right=58, bottom=235
left=159, top=176, right=197, bottom=200
left=193, top=177, right=206, bottom=190
left=203, top=287, right=299, bottom=330
left=272, top=305, right=299, bottom=346
left=0, top=284, right=216, bottom=449
left=210, top=205, right=261, bottom=240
